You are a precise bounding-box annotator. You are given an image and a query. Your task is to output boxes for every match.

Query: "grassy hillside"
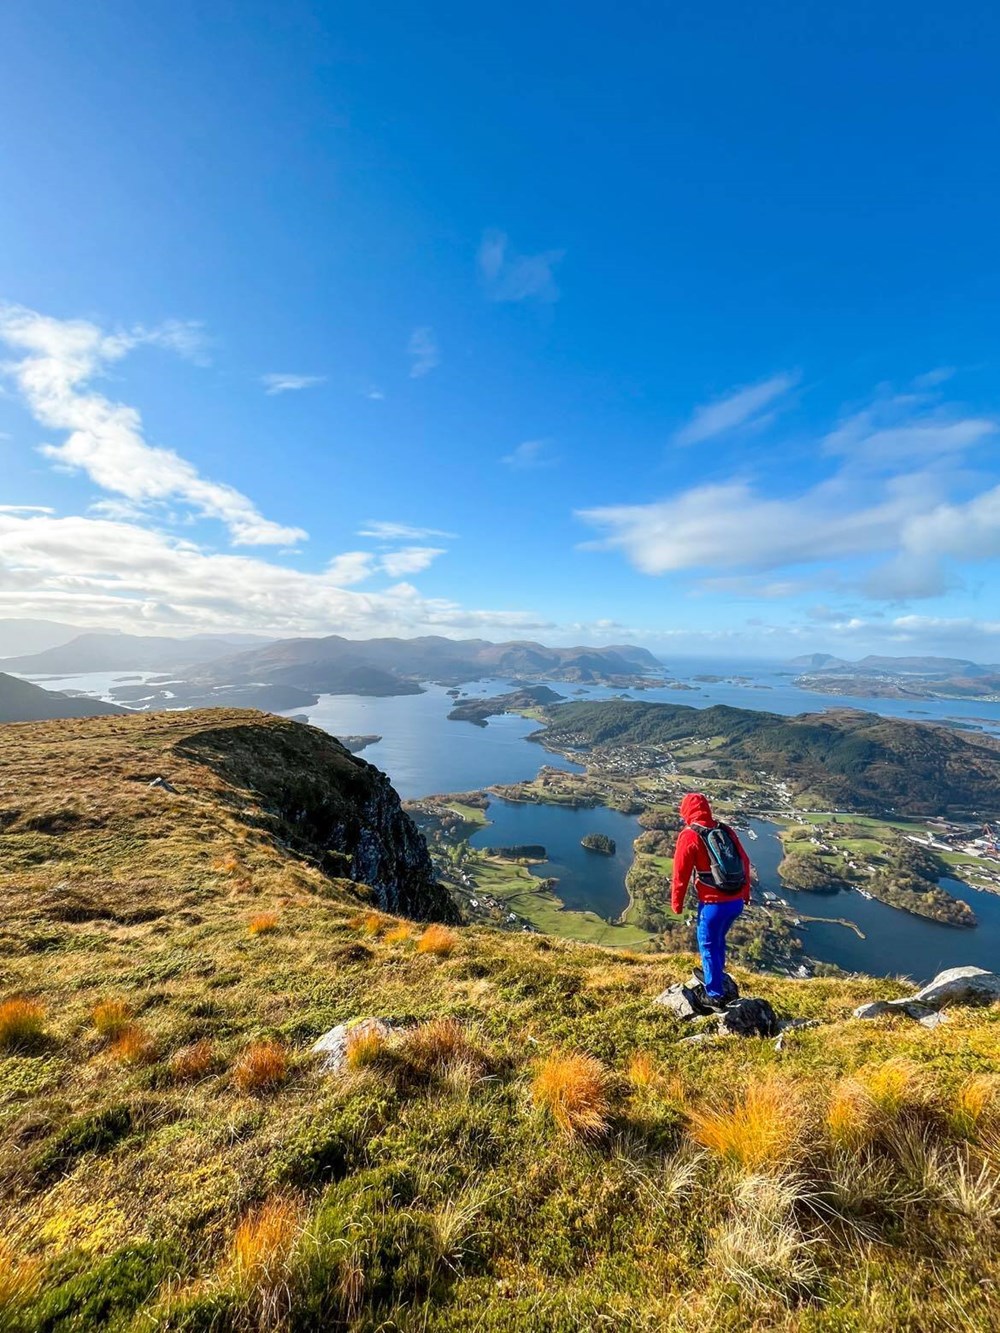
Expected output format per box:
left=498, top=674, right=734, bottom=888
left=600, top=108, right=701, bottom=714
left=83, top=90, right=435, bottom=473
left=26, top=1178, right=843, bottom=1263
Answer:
left=538, top=699, right=1000, bottom=816
left=1, top=714, right=1000, bottom=1331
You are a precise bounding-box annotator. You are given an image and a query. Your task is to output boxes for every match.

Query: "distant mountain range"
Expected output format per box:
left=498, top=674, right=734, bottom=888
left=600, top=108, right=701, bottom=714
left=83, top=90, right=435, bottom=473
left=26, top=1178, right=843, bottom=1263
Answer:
left=0, top=672, right=126, bottom=723
left=191, top=635, right=665, bottom=695
left=2, top=630, right=274, bottom=674
left=789, top=653, right=1000, bottom=701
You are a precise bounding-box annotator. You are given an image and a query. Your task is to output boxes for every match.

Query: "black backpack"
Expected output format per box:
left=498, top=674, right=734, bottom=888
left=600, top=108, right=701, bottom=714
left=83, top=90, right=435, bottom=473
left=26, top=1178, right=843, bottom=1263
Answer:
left=692, top=823, right=746, bottom=894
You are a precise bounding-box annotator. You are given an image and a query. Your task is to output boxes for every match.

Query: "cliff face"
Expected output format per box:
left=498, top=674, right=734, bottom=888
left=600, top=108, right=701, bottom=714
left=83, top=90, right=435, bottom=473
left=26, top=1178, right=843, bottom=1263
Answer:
left=177, top=718, right=459, bottom=922
left=0, top=708, right=458, bottom=926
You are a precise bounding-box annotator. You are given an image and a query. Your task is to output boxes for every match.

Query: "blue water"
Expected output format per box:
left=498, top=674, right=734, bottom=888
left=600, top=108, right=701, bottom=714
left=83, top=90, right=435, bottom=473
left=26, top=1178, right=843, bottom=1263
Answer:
left=468, top=798, right=641, bottom=919
left=746, top=818, right=1000, bottom=984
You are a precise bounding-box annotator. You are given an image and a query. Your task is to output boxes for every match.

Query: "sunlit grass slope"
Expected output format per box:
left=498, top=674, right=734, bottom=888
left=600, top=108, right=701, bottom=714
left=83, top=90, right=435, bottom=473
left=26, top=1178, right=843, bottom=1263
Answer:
left=1, top=711, right=1000, bottom=1331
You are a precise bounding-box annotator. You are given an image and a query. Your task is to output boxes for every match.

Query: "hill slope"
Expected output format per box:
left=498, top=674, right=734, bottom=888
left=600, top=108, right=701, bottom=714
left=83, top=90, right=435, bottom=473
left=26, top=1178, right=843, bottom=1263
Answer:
left=3, top=632, right=272, bottom=675
left=537, top=699, right=1000, bottom=816
left=1, top=713, right=999, bottom=1332
left=0, top=672, right=126, bottom=723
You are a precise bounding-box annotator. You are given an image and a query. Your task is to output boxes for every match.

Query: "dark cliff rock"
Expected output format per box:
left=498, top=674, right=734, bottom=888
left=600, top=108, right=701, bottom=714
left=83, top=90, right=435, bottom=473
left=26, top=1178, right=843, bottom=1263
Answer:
left=176, top=717, right=460, bottom=923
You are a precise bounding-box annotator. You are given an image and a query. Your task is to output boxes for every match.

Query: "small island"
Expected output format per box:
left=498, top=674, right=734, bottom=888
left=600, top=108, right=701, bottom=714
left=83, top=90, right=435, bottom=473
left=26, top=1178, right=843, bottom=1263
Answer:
left=448, top=685, right=565, bottom=727
left=336, top=734, right=383, bottom=754
left=581, top=832, right=616, bottom=855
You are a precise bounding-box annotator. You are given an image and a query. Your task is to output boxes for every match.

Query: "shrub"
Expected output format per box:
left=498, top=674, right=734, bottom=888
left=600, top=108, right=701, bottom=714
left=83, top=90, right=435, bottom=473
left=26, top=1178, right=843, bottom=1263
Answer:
left=532, top=1051, right=610, bottom=1139
left=169, top=1039, right=216, bottom=1083
left=0, top=997, right=45, bottom=1051
left=111, top=1025, right=157, bottom=1066
left=416, top=925, right=458, bottom=958
left=687, top=1078, right=805, bottom=1172
left=233, top=1040, right=288, bottom=1094
left=30, top=1241, right=182, bottom=1331
left=249, top=912, right=280, bottom=936
left=92, top=999, right=133, bottom=1040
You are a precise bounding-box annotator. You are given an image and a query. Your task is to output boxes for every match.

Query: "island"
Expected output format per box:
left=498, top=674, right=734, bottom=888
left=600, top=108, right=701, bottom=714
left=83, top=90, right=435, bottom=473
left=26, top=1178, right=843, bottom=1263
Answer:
left=447, top=685, right=565, bottom=727
left=581, top=832, right=616, bottom=855
left=336, top=734, right=382, bottom=754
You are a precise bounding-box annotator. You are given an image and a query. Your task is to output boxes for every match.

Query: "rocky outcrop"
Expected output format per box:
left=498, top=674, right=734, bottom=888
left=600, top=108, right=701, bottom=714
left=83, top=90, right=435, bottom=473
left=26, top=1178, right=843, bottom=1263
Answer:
left=177, top=718, right=460, bottom=923
left=854, top=965, right=1000, bottom=1023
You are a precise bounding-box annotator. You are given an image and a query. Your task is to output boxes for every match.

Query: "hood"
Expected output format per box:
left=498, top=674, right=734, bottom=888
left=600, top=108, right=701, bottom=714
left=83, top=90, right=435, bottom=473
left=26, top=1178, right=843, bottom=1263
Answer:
left=679, top=792, right=714, bottom=828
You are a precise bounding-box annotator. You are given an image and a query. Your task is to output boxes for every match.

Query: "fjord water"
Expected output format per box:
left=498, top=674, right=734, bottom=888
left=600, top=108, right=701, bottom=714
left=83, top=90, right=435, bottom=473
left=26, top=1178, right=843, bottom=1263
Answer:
left=468, top=798, right=641, bottom=918
left=747, top=819, right=1000, bottom=984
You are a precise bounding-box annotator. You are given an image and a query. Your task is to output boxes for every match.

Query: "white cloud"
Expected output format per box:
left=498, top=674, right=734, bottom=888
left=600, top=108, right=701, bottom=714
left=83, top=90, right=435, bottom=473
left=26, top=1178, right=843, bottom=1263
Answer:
left=501, top=439, right=557, bottom=469
left=365, top=387, right=385, bottom=401
left=379, top=546, right=446, bottom=578
left=0, top=304, right=305, bottom=547
left=0, top=511, right=551, bottom=638
left=0, top=504, right=54, bottom=514
left=580, top=379, right=1000, bottom=602
left=358, top=520, right=457, bottom=541
left=674, top=372, right=798, bottom=446
left=478, top=230, right=564, bottom=303
left=407, top=327, right=439, bottom=378
left=261, top=373, right=327, bottom=395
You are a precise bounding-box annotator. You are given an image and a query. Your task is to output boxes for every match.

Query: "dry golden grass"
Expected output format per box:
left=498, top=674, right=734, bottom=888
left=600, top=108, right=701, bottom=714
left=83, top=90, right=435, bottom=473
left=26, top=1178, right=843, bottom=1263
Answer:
left=399, top=1017, right=481, bottom=1081
left=226, top=1195, right=305, bottom=1328
left=383, top=923, right=413, bottom=944
left=233, top=1040, right=288, bottom=1093
left=626, top=1051, right=662, bottom=1090
left=416, top=924, right=458, bottom=957
left=0, top=1238, right=40, bottom=1310
left=688, top=1078, right=806, bottom=1172
left=0, top=997, right=45, bottom=1051
left=110, top=1024, right=157, bottom=1066
left=92, top=999, right=133, bottom=1040
left=350, top=911, right=387, bottom=937
left=532, top=1050, right=610, bottom=1139
left=169, top=1039, right=216, bottom=1083
left=213, top=852, right=243, bottom=876
left=248, top=911, right=280, bottom=936
left=857, top=1057, right=928, bottom=1117
left=344, top=1024, right=388, bottom=1070
left=950, top=1074, right=1000, bottom=1138
left=826, top=1079, right=877, bottom=1151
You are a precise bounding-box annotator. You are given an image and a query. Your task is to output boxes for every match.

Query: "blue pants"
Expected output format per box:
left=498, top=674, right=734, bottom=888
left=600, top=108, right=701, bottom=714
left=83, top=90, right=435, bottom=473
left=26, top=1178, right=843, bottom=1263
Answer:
left=696, top=898, right=744, bottom=998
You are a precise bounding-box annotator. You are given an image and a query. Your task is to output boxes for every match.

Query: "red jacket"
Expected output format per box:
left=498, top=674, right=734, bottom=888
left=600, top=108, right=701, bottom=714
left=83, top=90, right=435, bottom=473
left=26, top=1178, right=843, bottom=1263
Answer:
left=670, top=792, right=751, bottom=914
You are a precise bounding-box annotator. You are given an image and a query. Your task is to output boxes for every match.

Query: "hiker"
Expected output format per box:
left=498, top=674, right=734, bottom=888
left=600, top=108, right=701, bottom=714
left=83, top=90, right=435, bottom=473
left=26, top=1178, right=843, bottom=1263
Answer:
left=671, top=793, right=751, bottom=1009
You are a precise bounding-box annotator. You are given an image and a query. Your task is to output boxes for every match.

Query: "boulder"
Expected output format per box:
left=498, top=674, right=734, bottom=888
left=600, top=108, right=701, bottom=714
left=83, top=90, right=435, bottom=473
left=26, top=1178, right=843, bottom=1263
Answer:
left=718, top=997, right=780, bottom=1038
left=653, top=984, right=710, bottom=1019
left=311, top=1017, right=392, bottom=1073
left=853, top=967, right=1000, bottom=1023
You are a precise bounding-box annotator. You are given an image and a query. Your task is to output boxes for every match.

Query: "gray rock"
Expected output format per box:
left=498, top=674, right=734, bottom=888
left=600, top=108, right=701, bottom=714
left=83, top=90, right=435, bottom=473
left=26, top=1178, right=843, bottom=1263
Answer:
left=854, top=966, right=1000, bottom=1023
left=919, top=1010, right=951, bottom=1030
left=678, top=1032, right=720, bottom=1046
left=311, top=1017, right=391, bottom=1073
left=911, top=966, right=1000, bottom=1009
left=653, top=984, right=710, bottom=1019
left=718, top=997, right=780, bottom=1038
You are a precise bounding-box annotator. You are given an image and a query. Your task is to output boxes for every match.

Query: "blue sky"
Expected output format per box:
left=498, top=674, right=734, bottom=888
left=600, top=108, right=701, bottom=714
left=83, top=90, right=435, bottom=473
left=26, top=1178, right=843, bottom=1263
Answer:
left=1, top=0, right=999, bottom=659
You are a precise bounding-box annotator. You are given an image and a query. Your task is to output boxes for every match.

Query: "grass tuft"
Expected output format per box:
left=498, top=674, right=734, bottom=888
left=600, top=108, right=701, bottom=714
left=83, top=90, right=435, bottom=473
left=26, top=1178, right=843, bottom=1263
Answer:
left=248, top=911, right=280, bottom=936
left=233, top=1040, right=288, bottom=1093
left=416, top=924, right=458, bottom=957
left=344, top=1024, right=388, bottom=1070
left=227, top=1195, right=305, bottom=1329
left=110, top=1024, right=157, bottom=1066
left=688, top=1077, right=805, bottom=1172
left=92, top=999, right=133, bottom=1040
left=0, top=1238, right=40, bottom=1310
left=398, top=1017, right=481, bottom=1082
left=383, top=923, right=413, bottom=945
left=169, top=1039, right=216, bottom=1083
left=626, top=1051, right=661, bottom=1089
left=351, top=911, right=387, bottom=937
left=532, top=1050, right=610, bottom=1139
left=950, top=1074, right=1000, bottom=1138
left=0, top=996, right=45, bottom=1052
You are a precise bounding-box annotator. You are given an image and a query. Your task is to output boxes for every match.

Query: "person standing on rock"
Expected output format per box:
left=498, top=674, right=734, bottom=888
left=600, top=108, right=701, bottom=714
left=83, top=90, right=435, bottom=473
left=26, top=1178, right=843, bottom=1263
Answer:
left=670, top=793, right=752, bottom=1010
